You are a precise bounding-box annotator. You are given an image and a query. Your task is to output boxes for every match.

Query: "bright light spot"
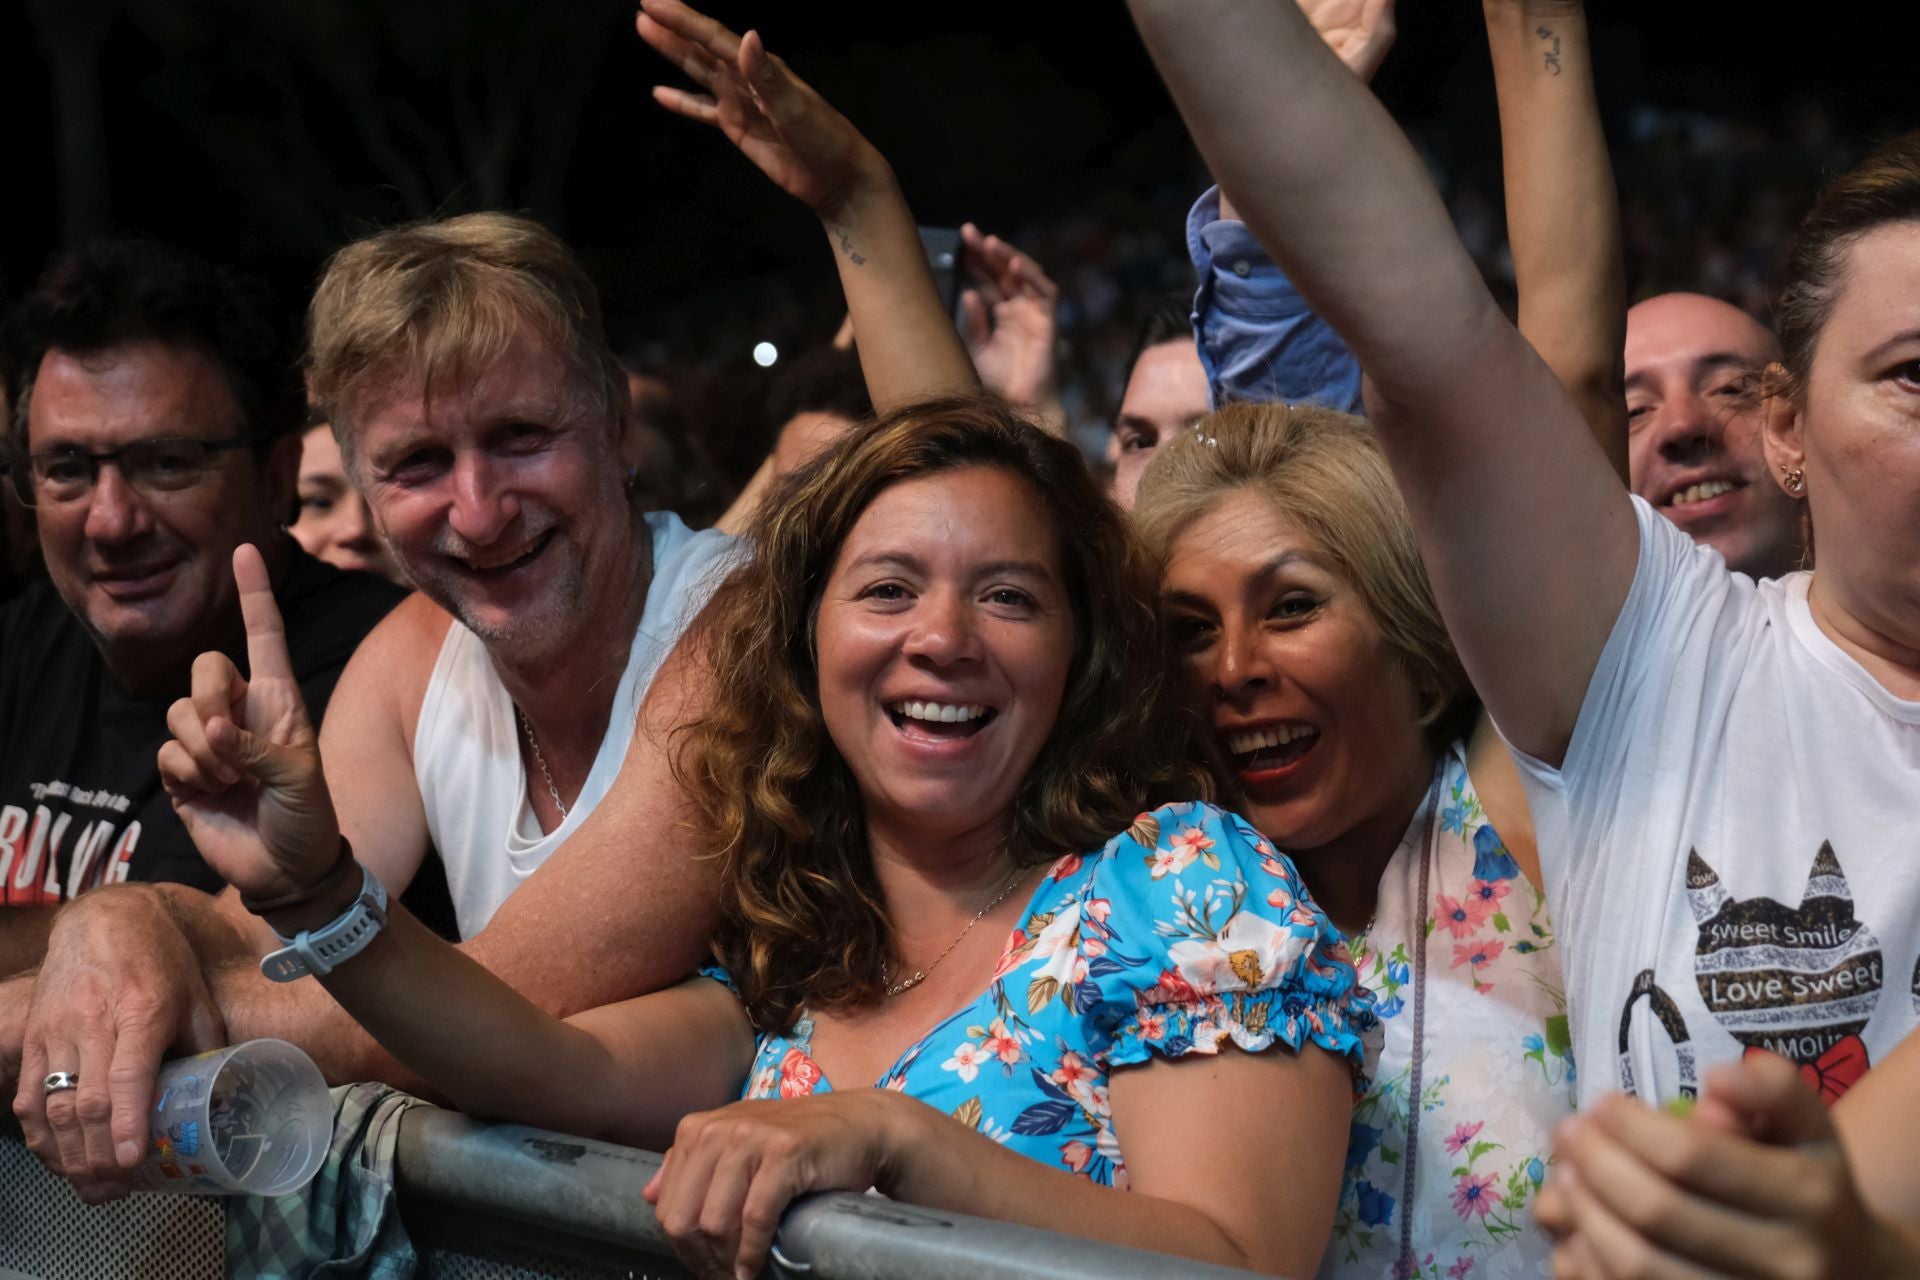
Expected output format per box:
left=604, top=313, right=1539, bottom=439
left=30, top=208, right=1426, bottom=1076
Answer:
left=753, top=342, right=778, bottom=367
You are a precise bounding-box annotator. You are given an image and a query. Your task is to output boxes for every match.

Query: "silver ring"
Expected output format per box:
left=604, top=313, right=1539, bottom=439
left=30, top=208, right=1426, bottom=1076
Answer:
left=43, top=1071, right=78, bottom=1095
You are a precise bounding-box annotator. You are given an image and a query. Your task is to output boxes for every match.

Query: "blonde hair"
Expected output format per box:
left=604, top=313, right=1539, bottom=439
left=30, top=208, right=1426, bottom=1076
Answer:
left=306, top=213, right=626, bottom=464
left=1133, top=402, right=1473, bottom=748
left=681, top=395, right=1212, bottom=1032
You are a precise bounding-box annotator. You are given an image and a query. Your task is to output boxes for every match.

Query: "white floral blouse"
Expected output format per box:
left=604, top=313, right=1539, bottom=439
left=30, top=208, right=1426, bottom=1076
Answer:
left=1321, top=741, right=1577, bottom=1280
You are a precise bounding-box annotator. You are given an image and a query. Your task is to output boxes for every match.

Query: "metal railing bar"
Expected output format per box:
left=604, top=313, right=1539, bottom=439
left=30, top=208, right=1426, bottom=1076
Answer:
left=394, top=1107, right=1281, bottom=1280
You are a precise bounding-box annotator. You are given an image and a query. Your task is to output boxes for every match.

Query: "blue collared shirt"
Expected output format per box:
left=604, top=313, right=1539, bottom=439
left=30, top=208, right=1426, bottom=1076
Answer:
left=1187, top=185, right=1364, bottom=414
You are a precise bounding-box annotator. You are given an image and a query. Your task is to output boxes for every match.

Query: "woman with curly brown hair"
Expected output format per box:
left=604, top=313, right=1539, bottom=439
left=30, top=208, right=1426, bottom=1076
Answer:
left=153, top=394, right=1375, bottom=1280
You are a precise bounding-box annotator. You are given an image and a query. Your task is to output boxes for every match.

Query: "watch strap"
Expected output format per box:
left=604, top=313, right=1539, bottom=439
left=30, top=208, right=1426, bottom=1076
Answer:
left=259, top=860, right=390, bottom=983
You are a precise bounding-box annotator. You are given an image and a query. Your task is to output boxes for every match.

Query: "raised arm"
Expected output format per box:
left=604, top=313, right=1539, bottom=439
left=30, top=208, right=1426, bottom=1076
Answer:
left=637, top=0, right=976, bottom=413
left=18, top=549, right=729, bottom=1195
left=188, top=588, right=730, bottom=1077
left=1129, top=0, right=1638, bottom=763
left=186, top=614, right=747, bottom=1143
left=1485, top=0, right=1628, bottom=474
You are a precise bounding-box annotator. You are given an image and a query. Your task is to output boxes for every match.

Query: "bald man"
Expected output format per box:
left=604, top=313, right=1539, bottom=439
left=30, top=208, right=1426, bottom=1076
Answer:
left=1624, top=293, right=1804, bottom=578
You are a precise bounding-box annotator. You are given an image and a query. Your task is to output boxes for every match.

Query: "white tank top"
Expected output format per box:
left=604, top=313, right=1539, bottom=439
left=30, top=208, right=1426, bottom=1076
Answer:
left=412, top=512, right=739, bottom=938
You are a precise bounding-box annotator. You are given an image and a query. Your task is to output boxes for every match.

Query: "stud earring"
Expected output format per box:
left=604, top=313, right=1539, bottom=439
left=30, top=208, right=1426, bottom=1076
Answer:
left=1781, top=466, right=1805, bottom=495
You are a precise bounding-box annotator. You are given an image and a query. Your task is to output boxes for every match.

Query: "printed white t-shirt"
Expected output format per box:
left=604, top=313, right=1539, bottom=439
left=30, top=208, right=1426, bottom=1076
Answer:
left=1512, top=497, right=1920, bottom=1108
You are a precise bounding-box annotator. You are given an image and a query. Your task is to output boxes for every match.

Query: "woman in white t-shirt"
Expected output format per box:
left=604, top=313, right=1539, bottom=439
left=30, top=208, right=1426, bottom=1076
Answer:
left=1138, top=404, right=1575, bottom=1280
left=1125, top=0, right=1920, bottom=1265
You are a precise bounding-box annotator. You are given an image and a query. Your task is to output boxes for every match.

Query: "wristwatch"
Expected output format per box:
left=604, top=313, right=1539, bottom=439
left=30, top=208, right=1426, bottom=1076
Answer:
left=259, top=860, right=390, bottom=983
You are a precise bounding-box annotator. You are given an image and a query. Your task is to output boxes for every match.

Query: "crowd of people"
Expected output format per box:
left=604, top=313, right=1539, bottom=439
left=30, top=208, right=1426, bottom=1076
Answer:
left=2, top=1, right=1918, bottom=1278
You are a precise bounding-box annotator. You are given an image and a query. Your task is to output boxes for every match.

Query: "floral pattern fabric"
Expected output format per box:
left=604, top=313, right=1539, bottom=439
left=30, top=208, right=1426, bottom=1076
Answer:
left=1324, top=742, right=1576, bottom=1280
left=703, top=801, right=1375, bottom=1189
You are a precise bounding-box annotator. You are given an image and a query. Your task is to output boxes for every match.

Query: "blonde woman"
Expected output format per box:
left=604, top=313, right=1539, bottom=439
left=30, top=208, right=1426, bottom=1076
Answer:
left=1139, top=405, right=1572, bottom=1279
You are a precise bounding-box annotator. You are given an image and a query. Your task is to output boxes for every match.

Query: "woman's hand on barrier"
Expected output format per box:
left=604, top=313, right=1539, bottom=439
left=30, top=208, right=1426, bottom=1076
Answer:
left=156, top=545, right=341, bottom=903
left=636, top=0, right=889, bottom=221
left=644, top=1089, right=919, bottom=1280
left=1541, top=1055, right=1920, bottom=1278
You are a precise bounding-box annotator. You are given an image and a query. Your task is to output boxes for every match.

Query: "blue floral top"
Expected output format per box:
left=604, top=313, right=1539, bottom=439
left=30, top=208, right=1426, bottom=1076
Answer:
left=702, top=801, right=1375, bottom=1188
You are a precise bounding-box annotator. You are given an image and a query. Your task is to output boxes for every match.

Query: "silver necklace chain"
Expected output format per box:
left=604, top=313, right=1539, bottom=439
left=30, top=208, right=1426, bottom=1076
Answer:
left=883, top=864, right=1031, bottom=997
left=516, top=705, right=568, bottom=820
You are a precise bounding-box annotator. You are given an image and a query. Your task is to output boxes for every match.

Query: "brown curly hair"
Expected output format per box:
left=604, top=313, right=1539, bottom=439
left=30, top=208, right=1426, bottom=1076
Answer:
left=679, top=395, right=1212, bottom=1033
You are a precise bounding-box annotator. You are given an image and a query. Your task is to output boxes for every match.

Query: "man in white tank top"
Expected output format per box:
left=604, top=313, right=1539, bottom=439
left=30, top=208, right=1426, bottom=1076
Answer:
left=6, top=215, right=740, bottom=1102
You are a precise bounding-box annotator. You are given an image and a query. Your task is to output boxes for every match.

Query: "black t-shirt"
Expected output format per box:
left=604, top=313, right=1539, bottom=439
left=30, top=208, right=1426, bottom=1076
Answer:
left=0, top=545, right=404, bottom=906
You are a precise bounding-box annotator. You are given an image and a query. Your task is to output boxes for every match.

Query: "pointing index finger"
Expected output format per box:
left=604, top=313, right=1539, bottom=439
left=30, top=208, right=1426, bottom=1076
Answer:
left=232, top=544, right=294, bottom=684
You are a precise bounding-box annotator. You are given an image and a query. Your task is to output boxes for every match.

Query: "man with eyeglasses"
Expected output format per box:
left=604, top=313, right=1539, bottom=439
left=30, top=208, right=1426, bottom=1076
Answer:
left=0, top=239, right=403, bottom=976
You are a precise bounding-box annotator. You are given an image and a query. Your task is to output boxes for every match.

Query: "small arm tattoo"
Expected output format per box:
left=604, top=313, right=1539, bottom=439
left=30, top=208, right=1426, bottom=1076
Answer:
left=1536, top=26, right=1563, bottom=76
left=829, top=223, right=867, bottom=266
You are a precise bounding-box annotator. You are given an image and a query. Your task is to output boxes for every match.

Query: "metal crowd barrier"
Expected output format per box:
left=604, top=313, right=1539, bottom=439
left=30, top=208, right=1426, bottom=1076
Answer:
left=2, top=1110, right=1280, bottom=1279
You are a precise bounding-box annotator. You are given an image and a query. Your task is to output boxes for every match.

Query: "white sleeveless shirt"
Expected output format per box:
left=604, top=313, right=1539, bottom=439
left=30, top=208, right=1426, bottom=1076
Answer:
left=412, top=512, right=739, bottom=938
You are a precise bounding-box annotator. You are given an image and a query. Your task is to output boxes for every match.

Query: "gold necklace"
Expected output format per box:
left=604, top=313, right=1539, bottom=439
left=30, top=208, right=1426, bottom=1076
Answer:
left=882, top=864, right=1032, bottom=997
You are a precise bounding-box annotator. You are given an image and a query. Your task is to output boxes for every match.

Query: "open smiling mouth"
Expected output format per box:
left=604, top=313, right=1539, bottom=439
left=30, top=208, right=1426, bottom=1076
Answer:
left=886, top=700, right=998, bottom=741
left=456, top=528, right=556, bottom=578
left=1664, top=479, right=1745, bottom=508
left=1224, top=723, right=1320, bottom=774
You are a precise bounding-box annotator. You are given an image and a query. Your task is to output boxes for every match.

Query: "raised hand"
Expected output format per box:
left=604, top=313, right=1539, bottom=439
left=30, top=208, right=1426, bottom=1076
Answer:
left=958, top=223, right=1063, bottom=426
left=636, top=0, right=885, bottom=217
left=639, top=0, right=977, bottom=415
left=1296, top=0, right=1398, bottom=83
left=157, top=544, right=340, bottom=901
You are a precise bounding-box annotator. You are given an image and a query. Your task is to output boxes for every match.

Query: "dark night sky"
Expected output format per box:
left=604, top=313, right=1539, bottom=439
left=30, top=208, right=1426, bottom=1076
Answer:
left=4, top=1, right=1917, bottom=347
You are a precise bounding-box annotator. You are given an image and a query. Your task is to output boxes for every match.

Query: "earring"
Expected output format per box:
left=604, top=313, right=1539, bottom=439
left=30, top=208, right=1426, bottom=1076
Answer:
left=1781, top=466, right=1805, bottom=495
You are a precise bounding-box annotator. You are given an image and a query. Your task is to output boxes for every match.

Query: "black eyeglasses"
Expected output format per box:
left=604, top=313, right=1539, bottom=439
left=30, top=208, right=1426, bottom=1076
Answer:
left=8, top=435, right=255, bottom=508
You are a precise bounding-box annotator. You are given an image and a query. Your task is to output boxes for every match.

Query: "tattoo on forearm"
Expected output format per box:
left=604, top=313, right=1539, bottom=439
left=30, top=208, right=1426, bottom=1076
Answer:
left=829, top=223, right=867, bottom=266
left=1537, top=26, right=1563, bottom=76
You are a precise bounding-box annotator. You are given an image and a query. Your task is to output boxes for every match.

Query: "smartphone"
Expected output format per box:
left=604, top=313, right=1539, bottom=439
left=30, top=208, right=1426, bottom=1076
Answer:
left=918, top=226, right=963, bottom=320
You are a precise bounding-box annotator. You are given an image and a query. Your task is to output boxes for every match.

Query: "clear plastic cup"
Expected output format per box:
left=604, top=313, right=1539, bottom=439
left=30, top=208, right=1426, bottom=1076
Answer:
left=132, top=1038, right=333, bottom=1196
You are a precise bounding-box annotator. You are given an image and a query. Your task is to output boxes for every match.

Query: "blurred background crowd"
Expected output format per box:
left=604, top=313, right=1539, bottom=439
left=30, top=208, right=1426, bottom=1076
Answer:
left=1, top=1, right=1907, bottom=531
